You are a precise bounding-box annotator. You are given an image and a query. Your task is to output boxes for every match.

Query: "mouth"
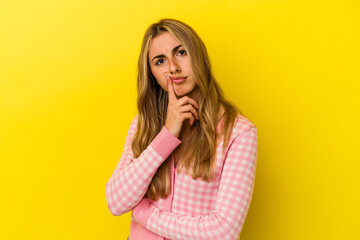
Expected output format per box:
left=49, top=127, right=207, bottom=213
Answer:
left=170, top=76, right=187, bottom=84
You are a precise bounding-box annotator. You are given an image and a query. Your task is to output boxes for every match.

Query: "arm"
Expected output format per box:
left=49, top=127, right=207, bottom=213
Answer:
left=133, top=127, right=258, bottom=240
left=105, top=115, right=182, bottom=216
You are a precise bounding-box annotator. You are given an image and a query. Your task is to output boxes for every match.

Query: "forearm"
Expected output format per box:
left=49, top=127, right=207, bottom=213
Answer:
left=106, top=126, right=182, bottom=216
left=106, top=146, right=164, bottom=216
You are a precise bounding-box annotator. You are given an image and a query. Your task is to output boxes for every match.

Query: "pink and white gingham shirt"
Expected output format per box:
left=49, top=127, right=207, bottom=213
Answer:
left=105, top=114, right=258, bottom=240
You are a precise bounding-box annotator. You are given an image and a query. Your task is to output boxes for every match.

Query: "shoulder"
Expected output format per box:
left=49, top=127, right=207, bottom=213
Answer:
left=130, top=114, right=139, bottom=127
left=132, top=114, right=139, bottom=124
left=231, top=114, right=257, bottom=138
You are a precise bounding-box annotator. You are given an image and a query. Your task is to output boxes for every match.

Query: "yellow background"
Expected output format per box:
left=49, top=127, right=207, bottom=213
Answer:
left=1, top=0, right=359, bottom=239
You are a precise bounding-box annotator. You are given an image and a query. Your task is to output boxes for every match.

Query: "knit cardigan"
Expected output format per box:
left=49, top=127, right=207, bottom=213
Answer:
left=106, top=114, right=258, bottom=240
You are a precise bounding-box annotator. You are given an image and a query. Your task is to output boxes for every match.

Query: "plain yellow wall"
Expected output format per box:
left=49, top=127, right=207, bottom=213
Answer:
left=1, top=0, right=359, bottom=239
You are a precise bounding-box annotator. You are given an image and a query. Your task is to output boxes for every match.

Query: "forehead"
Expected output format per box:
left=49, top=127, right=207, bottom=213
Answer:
left=148, top=32, right=181, bottom=56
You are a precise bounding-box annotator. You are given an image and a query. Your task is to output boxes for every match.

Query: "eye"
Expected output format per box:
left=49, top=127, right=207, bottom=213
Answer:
left=155, top=59, right=164, bottom=65
left=155, top=50, right=186, bottom=66
left=178, top=49, right=186, bottom=55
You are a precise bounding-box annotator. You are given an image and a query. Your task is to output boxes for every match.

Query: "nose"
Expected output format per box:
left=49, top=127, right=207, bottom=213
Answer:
left=168, top=58, right=181, bottom=74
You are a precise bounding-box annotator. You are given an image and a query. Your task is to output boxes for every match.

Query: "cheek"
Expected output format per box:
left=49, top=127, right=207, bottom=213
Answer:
left=152, top=68, right=163, bottom=80
left=185, top=60, right=193, bottom=72
left=160, top=81, right=168, bottom=92
left=154, top=76, right=167, bottom=91
left=152, top=69, right=168, bottom=89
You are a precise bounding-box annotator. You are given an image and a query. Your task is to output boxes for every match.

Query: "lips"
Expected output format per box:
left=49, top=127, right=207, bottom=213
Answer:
left=170, top=76, right=187, bottom=83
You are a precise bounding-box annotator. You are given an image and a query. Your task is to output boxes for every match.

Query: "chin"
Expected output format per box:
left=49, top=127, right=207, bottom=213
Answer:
left=176, top=91, right=191, bottom=98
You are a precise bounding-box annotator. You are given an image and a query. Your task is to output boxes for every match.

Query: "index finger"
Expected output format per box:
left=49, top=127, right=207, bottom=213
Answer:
left=167, top=75, right=177, bottom=103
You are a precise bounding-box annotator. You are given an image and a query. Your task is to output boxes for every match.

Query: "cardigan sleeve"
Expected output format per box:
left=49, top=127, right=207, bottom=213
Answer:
left=133, top=127, right=258, bottom=240
left=105, top=115, right=182, bottom=216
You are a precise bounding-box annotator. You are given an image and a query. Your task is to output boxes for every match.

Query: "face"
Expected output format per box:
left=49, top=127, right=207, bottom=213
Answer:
left=148, top=32, right=198, bottom=99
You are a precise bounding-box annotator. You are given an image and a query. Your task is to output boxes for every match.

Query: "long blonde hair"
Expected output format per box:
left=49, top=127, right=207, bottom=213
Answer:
left=132, top=18, right=243, bottom=201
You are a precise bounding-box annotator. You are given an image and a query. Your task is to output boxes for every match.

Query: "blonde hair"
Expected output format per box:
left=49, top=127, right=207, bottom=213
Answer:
left=132, top=18, right=243, bottom=201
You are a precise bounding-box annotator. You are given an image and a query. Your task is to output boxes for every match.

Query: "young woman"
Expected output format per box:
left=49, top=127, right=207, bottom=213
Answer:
left=105, top=18, right=258, bottom=240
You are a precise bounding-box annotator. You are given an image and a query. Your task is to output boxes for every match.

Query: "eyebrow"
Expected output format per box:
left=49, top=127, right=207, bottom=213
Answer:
left=151, top=44, right=183, bottom=62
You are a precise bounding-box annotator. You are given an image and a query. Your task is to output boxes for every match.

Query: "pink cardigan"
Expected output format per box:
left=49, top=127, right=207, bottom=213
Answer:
left=105, top=114, right=258, bottom=240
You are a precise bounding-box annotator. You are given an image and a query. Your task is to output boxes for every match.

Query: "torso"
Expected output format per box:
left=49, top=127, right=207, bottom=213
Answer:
left=173, top=149, right=182, bottom=168
left=173, top=130, right=189, bottom=168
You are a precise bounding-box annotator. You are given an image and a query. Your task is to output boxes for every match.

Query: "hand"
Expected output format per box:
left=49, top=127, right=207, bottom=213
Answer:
left=165, top=75, right=200, bottom=138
